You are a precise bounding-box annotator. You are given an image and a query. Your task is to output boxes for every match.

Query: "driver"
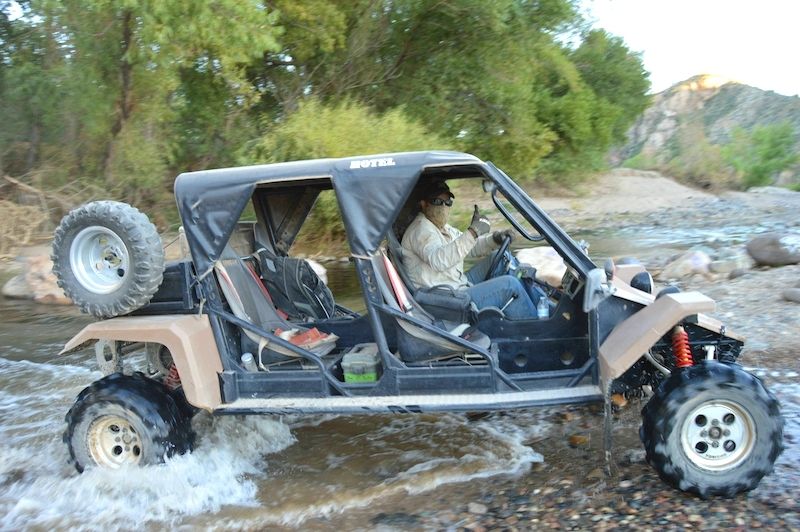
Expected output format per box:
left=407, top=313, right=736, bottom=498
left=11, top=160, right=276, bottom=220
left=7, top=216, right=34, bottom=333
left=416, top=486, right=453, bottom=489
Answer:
left=401, top=180, right=538, bottom=319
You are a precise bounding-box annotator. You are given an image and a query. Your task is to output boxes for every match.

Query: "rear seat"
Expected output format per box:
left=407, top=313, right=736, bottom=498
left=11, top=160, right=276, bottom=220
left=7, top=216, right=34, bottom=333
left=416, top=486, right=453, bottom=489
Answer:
left=214, top=245, right=337, bottom=369
left=372, top=251, right=489, bottom=363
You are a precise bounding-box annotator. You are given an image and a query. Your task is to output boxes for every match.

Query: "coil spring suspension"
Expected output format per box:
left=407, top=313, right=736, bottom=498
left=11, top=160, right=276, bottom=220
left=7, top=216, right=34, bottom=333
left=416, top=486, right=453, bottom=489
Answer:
left=164, top=363, right=181, bottom=390
left=671, top=325, right=693, bottom=368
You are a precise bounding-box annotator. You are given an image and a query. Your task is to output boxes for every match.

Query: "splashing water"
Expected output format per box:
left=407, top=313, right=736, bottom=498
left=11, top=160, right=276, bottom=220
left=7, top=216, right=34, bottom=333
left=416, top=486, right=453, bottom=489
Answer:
left=0, top=323, right=549, bottom=531
left=0, top=355, right=295, bottom=530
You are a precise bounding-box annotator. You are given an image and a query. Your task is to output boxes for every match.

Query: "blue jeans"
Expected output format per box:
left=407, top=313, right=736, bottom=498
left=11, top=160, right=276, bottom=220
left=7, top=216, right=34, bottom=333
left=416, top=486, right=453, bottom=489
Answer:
left=465, top=254, right=545, bottom=319
left=465, top=275, right=537, bottom=319
left=467, top=253, right=552, bottom=319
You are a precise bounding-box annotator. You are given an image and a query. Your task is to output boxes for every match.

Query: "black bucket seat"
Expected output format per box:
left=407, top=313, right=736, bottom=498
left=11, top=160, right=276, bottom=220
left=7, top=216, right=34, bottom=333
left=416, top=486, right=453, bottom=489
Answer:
left=371, top=251, right=489, bottom=363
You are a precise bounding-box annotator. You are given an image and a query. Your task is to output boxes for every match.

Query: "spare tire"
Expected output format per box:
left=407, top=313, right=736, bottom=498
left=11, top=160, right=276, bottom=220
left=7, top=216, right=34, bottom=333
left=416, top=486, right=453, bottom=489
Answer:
left=52, top=201, right=164, bottom=318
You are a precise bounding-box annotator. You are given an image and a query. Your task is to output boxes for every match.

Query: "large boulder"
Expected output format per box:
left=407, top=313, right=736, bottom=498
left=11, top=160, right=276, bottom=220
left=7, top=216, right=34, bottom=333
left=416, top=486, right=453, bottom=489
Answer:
left=2, top=253, right=72, bottom=305
left=746, top=233, right=800, bottom=267
left=2, top=273, right=29, bottom=299
left=709, top=248, right=754, bottom=274
left=657, top=250, right=711, bottom=280
left=515, top=246, right=566, bottom=287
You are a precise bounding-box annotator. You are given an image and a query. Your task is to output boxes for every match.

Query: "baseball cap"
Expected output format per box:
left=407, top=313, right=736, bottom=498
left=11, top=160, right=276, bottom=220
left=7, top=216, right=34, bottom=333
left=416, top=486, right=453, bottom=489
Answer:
left=419, top=180, right=454, bottom=201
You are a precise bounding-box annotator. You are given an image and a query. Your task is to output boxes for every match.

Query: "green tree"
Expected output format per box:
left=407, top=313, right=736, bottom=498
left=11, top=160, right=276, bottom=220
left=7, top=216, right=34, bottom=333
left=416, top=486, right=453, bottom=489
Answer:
left=1, top=0, right=281, bottom=209
left=570, top=30, right=651, bottom=141
left=535, top=29, right=650, bottom=179
left=723, top=122, right=798, bottom=188
left=252, top=1, right=649, bottom=181
left=244, top=97, right=448, bottom=245
left=665, top=121, right=735, bottom=189
left=1, top=0, right=652, bottom=233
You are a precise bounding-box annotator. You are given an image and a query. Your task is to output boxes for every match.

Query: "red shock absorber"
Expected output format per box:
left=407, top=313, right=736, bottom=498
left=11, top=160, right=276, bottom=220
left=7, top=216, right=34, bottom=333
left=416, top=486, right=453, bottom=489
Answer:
left=164, top=363, right=181, bottom=390
left=671, top=325, right=693, bottom=368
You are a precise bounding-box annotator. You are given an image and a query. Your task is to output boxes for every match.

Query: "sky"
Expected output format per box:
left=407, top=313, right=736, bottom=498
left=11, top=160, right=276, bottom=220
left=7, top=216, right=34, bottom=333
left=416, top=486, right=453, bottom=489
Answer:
left=586, top=0, right=800, bottom=96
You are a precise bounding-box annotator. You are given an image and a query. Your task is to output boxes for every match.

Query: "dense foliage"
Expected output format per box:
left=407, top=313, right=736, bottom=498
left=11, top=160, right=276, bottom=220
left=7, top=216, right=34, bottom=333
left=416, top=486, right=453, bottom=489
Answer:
left=722, top=123, right=798, bottom=188
left=626, top=120, right=799, bottom=190
left=0, top=0, right=650, bottom=223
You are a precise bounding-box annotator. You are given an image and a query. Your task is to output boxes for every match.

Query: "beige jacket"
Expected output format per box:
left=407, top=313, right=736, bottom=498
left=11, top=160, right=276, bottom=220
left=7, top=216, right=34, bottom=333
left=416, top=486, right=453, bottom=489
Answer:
left=401, top=212, right=497, bottom=289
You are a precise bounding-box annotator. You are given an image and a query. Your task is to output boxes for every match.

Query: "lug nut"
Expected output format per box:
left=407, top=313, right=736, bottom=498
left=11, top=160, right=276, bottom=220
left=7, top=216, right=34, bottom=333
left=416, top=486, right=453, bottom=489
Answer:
left=723, top=429, right=730, bottom=436
left=711, top=441, right=719, bottom=448
left=711, top=419, right=720, bottom=426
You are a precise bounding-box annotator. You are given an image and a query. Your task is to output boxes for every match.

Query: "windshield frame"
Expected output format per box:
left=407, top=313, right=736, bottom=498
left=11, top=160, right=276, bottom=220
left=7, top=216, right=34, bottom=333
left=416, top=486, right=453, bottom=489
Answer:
left=484, top=162, right=596, bottom=278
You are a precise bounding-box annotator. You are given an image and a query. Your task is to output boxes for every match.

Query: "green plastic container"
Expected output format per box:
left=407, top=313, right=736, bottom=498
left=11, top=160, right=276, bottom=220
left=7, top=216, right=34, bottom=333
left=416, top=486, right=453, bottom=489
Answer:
left=342, top=343, right=379, bottom=383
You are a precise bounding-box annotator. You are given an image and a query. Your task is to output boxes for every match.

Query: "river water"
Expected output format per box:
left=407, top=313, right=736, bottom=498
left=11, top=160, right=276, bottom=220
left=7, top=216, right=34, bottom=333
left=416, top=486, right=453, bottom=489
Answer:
left=1, top=214, right=798, bottom=530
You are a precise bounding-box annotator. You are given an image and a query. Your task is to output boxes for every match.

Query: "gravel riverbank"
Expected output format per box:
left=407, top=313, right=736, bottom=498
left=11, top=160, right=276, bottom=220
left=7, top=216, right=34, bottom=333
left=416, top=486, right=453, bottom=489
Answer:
left=308, top=176, right=800, bottom=531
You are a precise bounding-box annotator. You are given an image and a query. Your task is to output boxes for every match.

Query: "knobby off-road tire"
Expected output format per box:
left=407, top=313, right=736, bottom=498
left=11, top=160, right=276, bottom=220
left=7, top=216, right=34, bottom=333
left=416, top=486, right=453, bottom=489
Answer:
left=640, top=361, right=783, bottom=498
left=64, top=373, right=195, bottom=473
left=52, top=201, right=164, bottom=318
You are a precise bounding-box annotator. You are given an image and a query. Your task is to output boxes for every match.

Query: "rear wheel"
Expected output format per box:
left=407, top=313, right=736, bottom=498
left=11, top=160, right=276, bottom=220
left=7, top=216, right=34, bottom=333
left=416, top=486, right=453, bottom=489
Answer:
left=640, top=361, right=783, bottom=498
left=65, top=373, right=194, bottom=472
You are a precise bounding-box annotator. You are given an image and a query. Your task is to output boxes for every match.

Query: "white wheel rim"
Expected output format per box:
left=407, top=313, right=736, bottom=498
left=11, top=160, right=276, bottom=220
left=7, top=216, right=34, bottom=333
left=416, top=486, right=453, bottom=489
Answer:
left=69, top=226, right=130, bottom=294
left=87, top=415, right=143, bottom=468
left=680, top=400, right=755, bottom=471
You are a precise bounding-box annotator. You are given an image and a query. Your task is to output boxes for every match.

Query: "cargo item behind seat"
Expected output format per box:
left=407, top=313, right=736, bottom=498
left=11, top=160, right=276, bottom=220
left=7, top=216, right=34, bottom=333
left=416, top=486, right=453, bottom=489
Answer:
left=255, top=248, right=335, bottom=321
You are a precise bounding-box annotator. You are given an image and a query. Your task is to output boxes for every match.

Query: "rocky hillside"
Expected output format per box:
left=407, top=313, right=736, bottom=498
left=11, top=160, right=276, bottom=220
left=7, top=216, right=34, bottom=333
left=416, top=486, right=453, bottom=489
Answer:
left=614, top=75, right=800, bottom=181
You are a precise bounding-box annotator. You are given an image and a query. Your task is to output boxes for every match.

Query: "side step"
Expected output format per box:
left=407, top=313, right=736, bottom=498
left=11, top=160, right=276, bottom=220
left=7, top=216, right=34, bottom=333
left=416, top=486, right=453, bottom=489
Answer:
left=216, top=385, right=603, bottom=415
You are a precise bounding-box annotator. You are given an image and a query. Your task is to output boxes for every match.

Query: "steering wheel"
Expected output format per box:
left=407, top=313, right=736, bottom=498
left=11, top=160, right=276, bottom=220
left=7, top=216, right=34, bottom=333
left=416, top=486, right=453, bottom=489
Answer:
left=484, top=234, right=513, bottom=281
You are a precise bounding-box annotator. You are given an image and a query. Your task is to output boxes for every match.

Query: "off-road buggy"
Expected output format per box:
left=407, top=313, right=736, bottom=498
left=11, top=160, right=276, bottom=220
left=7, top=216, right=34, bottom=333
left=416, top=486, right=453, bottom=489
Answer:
left=53, top=151, right=783, bottom=497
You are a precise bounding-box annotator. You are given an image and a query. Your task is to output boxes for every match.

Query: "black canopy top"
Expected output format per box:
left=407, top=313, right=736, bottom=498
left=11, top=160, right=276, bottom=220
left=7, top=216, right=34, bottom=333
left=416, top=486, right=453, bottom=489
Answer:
left=174, top=151, right=486, bottom=274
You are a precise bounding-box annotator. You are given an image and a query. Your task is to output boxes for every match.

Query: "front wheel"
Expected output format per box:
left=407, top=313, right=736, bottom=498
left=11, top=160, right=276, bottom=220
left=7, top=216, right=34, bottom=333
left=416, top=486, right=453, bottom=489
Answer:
left=64, top=373, right=194, bottom=472
left=640, top=361, right=783, bottom=498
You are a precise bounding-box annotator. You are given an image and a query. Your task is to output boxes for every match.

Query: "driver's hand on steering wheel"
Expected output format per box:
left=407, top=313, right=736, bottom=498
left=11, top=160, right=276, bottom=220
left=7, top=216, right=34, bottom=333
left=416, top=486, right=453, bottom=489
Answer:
left=492, top=229, right=515, bottom=246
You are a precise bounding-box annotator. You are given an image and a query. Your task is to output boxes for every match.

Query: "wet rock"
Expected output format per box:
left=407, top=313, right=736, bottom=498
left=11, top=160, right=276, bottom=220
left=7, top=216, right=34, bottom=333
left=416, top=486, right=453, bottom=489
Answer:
left=746, top=233, right=800, bottom=266
left=610, top=394, right=628, bottom=408
left=710, top=249, right=753, bottom=274
left=370, top=512, right=420, bottom=527
left=468, top=502, right=488, bottom=515
left=587, top=468, right=604, bottom=480
left=568, top=434, right=590, bottom=447
left=557, top=411, right=578, bottom=422
left=620, top=449, right=646, bottom=465
left=728, top=268, right=749, bottom=280
left=2, top=254, right=71, bottom=305
left=2, top=273, right=29, bottom=299
left=782, top=288, right=800, bottom=303
left=657, top=250, right=711, bottom=280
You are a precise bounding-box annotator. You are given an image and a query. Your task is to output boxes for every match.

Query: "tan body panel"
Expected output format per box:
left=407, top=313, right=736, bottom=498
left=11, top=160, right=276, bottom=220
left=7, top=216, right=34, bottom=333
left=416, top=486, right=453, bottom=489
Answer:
left=598, top=291, right=715, bottom=387
left=614, top=263, right=647, bottom=285
left=611, top=277, right=743, bottom=341
left=61, top=315, right=223, bottom=411
left=612, top=277, right=655, bottom=305
left=695, top=312, right=745, bottom=342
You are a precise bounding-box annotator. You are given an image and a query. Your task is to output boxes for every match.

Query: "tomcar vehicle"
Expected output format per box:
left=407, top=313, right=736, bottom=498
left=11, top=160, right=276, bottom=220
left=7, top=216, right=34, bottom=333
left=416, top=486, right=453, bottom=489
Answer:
left=52, top=151, right=783, bottom=498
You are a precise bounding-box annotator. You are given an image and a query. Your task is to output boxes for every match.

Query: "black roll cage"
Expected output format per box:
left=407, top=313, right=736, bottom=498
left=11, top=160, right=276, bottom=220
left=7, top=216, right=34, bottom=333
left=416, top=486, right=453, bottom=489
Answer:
left=187, top=155, right=600, bottom=401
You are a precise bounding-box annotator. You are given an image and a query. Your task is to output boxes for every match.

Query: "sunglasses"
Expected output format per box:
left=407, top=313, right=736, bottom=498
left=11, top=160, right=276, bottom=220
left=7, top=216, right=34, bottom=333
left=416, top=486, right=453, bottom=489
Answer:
left=429, top=197, right=453, bottom=206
